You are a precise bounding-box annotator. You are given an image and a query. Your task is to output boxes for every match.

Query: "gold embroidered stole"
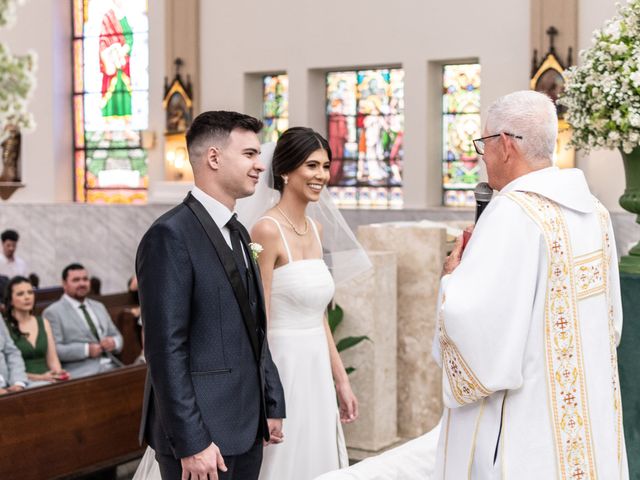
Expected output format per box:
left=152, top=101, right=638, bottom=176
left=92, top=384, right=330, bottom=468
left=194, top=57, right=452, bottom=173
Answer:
left=438, top=295, right=492, bottom=406
left=596, top=201, right=624, bottom=469
left=507, top=191, right=596, bottom=480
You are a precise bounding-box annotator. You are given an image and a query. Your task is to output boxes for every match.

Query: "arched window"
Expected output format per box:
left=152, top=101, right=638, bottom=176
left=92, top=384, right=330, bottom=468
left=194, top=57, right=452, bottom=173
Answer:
left=72, top=0, right=149, bottom=203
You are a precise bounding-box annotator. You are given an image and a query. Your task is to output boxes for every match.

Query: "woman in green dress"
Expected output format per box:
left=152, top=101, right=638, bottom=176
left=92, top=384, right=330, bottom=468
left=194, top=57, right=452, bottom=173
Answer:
left=3, top=276, right=69, bottom=384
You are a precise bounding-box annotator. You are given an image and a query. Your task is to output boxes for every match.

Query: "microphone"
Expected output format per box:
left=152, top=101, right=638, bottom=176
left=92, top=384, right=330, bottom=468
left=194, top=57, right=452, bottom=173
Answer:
left=474, top=182, right=493, bottom=223
left=461, top=182, right=494, bottom=251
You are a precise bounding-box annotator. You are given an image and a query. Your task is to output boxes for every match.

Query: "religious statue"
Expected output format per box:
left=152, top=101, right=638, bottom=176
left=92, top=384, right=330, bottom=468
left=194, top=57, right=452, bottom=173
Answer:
left=163, top=58, right=193, bottom=134
left=0, top=125, right=21, bottom=182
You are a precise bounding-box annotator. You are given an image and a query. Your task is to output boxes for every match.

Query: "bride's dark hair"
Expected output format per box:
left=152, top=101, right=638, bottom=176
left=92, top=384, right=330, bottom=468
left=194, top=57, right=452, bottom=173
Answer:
left=3, top=276, right=32, bottom=337
left=272, top=127, right=332, bottom=192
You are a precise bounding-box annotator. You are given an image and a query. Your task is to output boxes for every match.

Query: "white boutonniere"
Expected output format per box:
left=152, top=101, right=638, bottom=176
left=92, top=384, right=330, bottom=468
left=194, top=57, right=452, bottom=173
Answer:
left=248, top=242, right=263, bottom=261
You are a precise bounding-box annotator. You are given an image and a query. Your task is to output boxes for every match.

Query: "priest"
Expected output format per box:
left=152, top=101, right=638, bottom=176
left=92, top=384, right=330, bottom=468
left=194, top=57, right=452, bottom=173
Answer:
left=433, top=90, right=629, bottom=479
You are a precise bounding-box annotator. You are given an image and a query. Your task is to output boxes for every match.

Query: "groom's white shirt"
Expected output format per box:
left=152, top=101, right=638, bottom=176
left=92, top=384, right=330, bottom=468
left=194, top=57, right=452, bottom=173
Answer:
left=191, top=186, right=234, bottom=248
left=191, top=187, right=249, bottom=265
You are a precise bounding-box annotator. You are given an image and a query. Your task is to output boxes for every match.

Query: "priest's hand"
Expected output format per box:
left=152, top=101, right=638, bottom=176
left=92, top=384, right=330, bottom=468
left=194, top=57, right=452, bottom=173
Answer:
left=442, top=233, right=465, bottom=276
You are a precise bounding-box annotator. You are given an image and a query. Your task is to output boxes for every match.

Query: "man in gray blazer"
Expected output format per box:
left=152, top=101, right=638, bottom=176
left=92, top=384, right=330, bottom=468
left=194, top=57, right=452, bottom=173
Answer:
left=44, top=263, right=123, bottom=378
left=0, top=321, right=27, bottom=393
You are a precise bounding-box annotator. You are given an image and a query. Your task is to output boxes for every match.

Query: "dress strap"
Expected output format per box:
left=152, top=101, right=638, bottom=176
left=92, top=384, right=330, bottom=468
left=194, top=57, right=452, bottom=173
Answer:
left=307, top=216, right=323, bottom=257
left=257, top=216, right=293, bottom=263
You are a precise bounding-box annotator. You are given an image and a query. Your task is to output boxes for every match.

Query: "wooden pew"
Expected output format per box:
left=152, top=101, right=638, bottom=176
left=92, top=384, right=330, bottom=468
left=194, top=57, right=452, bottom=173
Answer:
left=0, top=364, right=146, bottom=480
left=33, top=286, right=64, bottom=315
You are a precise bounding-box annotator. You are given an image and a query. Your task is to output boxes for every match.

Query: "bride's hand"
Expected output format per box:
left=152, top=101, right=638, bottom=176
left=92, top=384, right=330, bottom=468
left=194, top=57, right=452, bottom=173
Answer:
left=336, top=381, right=358, bottom=423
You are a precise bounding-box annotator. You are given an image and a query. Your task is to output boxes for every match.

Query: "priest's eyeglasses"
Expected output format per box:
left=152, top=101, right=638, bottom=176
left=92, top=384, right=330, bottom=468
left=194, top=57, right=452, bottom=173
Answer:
left=473, top=133, right=523, bottom=155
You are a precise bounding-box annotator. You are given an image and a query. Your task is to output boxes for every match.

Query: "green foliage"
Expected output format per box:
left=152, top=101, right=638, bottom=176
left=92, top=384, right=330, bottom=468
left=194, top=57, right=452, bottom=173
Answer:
left=336, top=335, right=370, bottom=353
left=328, top=303, right=371, bottom=375
left=0, top=1, right=36, bottom=137
left=328, top=303, right=343, bottom=333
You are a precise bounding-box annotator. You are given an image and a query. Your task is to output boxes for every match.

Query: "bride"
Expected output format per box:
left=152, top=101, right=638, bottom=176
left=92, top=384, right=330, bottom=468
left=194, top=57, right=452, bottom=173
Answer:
left=247, top=127, right=371, bottom=479
left=133, top=128, right=371, bottom=480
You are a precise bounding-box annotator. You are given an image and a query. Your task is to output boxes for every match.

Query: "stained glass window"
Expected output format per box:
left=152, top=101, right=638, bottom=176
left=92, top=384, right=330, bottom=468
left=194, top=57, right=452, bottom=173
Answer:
left=72, top=0, right=149, bottom=204
left=262, top=74, right=288, bottom=143
left=326, top=68, right=404, bottom=209
left=442, top=64, right=481, bottom=207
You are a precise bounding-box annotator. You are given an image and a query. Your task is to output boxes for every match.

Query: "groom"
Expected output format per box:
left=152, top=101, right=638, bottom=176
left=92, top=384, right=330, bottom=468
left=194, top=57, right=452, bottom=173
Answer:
left=136, top=111, right=286, bottom=480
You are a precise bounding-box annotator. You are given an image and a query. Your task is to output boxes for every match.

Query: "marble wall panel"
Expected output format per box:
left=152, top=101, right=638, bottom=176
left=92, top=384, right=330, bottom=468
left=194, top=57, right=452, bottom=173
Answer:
left=53, top=206, right=110, bottom=289
left=0, top=204, right=635, bottom=295
left=357, top=223, right=447, bottom=438
left=25, top=205, right=57, bottom=285
left=336, top=251, right=398, bottom=451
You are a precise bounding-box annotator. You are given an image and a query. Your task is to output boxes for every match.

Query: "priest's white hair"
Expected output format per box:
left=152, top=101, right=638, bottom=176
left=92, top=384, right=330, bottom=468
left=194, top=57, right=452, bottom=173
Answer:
left=486, top=90, right=558, bottom=166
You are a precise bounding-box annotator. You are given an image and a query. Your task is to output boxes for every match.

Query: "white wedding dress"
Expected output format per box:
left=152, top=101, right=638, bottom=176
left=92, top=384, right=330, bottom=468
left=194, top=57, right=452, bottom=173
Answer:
left=133, top=216, right=347, bottom=480
left=258, top=216, right=348, bottom=479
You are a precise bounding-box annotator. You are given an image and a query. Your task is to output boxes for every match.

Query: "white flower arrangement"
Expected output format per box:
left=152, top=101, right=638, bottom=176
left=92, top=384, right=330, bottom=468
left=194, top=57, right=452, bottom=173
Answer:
left=248, top=242, right=263, bottom=261
left=0, top=0, right=25, bottom=28
left=558, top=0, right=640, bottom=154
left=0, top=0, right=36, bottom=143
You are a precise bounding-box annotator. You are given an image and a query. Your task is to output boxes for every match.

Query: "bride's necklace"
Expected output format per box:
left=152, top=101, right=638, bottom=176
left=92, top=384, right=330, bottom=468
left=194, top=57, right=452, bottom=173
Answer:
left=277, top=206, right=309, bottom=236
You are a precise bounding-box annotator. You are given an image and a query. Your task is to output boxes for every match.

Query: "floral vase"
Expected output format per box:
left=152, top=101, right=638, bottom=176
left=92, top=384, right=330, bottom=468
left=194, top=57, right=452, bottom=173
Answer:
left=619, top=147, right=640, bottom=274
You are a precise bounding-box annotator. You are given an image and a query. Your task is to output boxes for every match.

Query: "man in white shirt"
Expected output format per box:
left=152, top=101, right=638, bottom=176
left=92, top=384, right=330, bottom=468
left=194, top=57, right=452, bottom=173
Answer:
left=0, top=229, right=29, bottom=278
left=433, top=90, right=629, bottom=479
left=43, top=263, right=123, bottom=378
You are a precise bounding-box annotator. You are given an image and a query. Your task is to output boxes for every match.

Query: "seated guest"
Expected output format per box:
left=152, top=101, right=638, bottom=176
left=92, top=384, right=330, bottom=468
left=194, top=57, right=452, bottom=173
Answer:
left=43, top=263, right=124, bottom=378
left=0, top=229, right=30, bottom=278
left=3, top=276, right=70, bottom=385
left=0, top=318, right=27, bottom=395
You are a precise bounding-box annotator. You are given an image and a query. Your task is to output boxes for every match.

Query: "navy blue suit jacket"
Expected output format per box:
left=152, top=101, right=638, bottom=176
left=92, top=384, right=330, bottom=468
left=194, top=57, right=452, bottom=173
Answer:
left=136, top=194, right=285, bottom=459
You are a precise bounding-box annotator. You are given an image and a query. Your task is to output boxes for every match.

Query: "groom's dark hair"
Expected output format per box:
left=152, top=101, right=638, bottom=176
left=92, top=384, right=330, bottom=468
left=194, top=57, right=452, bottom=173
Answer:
left=186, top=111, right=263, bottom=162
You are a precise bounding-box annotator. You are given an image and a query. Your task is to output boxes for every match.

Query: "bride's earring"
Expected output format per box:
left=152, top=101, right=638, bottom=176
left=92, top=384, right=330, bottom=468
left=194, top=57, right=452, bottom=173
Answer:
left=283, top=176, right=289, bottom=185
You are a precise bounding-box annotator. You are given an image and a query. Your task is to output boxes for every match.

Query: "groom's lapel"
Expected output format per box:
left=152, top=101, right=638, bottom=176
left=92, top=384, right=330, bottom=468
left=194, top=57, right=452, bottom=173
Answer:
left=184, top=193, right=260, bottom=362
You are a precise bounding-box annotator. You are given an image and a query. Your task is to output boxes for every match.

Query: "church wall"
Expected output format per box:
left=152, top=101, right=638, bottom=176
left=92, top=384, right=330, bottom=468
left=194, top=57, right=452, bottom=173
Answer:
left=199, top=0, right=531, bottom=210
left=199, top=0, right=633, bottom=216
left=0, top=0, right=631, bottom=212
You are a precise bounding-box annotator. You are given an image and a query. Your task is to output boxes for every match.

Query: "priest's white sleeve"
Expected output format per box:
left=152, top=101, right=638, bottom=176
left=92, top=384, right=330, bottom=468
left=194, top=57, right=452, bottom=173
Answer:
left=436, top=195, right=542, bottom=408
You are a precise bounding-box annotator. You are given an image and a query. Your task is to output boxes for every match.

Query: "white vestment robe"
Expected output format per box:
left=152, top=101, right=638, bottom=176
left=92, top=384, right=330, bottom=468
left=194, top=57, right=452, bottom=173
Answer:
left=433, top=167, right=629, bottom=479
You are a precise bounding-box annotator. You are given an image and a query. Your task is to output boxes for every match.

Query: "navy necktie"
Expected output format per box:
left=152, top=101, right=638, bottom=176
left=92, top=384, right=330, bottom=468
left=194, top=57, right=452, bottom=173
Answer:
left=226, top=214, right=248, bottom=280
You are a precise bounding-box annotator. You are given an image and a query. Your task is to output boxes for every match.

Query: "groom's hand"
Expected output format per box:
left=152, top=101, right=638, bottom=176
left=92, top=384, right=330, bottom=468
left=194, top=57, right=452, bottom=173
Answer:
left=181, top=442, right=227, bottom=480
left=265, top=418, right=284, bottom=445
